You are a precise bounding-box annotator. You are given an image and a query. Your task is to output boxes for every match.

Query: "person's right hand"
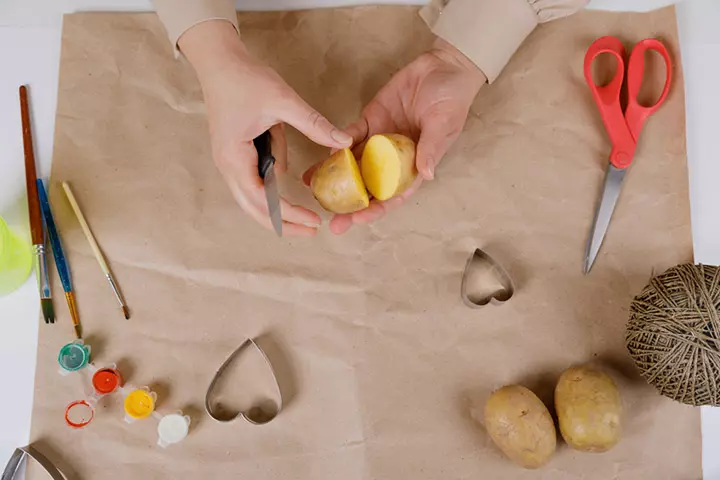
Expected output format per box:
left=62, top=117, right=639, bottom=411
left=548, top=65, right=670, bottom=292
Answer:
left=179, top=20, right=352, bottom=236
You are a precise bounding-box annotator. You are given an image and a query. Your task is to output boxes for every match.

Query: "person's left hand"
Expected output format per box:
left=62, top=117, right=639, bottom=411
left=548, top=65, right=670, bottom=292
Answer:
left=303, top=38, right=487, bottom=234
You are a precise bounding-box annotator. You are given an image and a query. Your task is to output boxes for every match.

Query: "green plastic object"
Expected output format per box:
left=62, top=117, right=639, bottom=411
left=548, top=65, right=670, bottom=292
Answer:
left=58, top=341, right=91, bottom=372
left=0, top=216, right=32, bottom=296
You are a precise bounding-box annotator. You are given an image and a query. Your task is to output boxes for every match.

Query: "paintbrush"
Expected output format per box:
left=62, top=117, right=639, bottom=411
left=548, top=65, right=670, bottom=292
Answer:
left=62, top=182, right=130, bottom=320
left=39, top=229, right=53, bottom=322
left=36, top=180, right=82, bottom=339
left=19, top=85, right=55, bottom=324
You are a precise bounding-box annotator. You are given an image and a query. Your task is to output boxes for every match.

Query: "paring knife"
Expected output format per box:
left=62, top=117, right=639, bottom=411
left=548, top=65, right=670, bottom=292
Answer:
left=254, top=131, right=282, bottom=236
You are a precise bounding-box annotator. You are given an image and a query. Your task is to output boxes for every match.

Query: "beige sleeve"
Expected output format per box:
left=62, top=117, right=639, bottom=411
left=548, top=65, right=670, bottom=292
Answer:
left=152, top=0, right=239, bottom=55
left=420, top=0, right=589, bottom=83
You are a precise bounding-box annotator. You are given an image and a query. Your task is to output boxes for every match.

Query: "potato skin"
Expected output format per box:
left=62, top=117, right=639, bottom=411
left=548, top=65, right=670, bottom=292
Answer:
left=484, top=385, right=557, bottom=469
left=310, top=148, right=369, bottom=214
left=555, top=366, right=622, bottom=453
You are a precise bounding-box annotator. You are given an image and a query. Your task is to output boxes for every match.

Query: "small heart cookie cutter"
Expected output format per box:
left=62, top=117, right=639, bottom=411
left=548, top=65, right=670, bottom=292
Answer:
left=461, top=248, right=515, bottom=308
left=205, top=338, right=283, bottom=425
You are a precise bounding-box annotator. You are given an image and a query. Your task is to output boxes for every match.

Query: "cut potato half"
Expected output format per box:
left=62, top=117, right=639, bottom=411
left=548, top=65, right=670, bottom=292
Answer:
left=360, top=134, right=417, bottom=201
left=311, top=148, right=369, bottom=214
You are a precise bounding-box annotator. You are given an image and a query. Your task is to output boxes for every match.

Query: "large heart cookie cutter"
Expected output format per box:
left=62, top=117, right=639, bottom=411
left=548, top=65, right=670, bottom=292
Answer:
left=205, top=338, right=283, bottom=425
left=2, top=445, right=68, bottom=480
left=461, top=248, right=515, bottom=307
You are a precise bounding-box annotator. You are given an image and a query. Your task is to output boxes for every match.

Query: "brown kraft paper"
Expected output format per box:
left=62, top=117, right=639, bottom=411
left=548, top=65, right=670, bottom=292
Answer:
left=28, top=6, right=699, bottom=479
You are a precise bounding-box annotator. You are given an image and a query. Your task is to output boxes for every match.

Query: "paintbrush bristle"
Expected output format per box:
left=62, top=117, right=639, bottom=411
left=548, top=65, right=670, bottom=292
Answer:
left=41, top=298, right=55, bottom=324
left=122, top=305, right=130, bottom=320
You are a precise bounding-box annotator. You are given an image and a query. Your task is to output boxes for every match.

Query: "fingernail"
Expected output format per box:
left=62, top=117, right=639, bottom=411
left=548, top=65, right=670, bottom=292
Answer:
left=426, top=158, right=435, bottom=180
left=331, top=225, right=352, bottom=235
left=331, top=129, right=353, bottom=146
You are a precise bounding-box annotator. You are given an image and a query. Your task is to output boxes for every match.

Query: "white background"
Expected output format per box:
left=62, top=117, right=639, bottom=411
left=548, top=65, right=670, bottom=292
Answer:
left=1, top=0, right=719, bottom=477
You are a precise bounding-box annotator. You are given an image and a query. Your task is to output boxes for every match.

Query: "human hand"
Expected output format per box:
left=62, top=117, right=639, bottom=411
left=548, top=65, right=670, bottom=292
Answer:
left=304, top=38, right=486, bottom=235
left=180, top=20, right=352, bottom=236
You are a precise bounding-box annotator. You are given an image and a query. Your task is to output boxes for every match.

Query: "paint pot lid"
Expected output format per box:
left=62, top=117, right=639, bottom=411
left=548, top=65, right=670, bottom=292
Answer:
left=65, top=400, right=95, bottom=428
left=58, top=342, right=89, bottom=371
left=124, top=389, right=155, bottom=419
left=157, top=414, right=190, bottom=446
left=92, top=368, right=122, bottom=395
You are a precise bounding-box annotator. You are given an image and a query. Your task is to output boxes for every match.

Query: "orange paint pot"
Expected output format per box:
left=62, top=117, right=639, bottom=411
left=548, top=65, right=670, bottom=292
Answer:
left=91, top=367, right=123, bottom=395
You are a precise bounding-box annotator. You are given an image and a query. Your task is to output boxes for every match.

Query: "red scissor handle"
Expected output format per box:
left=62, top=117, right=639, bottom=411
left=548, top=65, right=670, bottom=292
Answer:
left=625, top=39, right=673, bottom=144
left=584, top=36, right=672, bottom=169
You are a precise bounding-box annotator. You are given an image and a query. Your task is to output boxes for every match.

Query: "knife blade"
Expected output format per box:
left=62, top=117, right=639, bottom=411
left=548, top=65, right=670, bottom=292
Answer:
left=254, top=131, right=282, bottom=236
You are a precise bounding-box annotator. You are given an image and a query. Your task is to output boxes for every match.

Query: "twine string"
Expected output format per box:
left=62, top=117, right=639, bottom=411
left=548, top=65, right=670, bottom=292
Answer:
left=627, top=264, right=720, bottom=406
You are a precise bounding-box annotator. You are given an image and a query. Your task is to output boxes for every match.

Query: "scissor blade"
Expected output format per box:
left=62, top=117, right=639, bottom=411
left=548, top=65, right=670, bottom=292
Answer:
left=263, top=165, right=282, bottom=236
left=583, top=165, right=627, bottom=274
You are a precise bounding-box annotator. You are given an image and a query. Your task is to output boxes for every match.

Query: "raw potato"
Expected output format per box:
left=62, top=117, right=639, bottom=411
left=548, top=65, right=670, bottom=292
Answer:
left=311, top=148, right=369, bottom=214
left=360, top=134, right=417, bottom=201
left=484, top=385, right=557, bottom=469
left=555, top=366, right=622, bottom=453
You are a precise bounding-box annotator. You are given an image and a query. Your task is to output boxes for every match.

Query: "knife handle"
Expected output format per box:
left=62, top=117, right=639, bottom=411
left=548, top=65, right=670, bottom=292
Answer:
left=253, top=131, right=275, bottom=180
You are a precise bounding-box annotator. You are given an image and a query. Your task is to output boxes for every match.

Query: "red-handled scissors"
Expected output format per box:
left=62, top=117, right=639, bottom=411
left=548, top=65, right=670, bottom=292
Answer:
left=582, top=36, right=672, bottom=274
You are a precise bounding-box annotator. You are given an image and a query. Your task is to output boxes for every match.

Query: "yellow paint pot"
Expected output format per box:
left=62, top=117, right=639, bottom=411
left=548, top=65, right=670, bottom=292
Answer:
left=124, top=388, right=156, bottom=420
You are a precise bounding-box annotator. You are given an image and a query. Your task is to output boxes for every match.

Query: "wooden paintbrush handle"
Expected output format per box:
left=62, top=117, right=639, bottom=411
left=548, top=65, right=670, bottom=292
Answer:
left=19, top=85, right=43, bottom=245
left=62, top=182, right=110, bottom=274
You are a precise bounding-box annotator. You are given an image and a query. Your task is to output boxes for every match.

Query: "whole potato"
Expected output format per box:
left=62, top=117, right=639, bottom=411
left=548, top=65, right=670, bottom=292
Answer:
left=555, top=366, right=622, bottom=452
left=484, top=385, right=557, bottom=469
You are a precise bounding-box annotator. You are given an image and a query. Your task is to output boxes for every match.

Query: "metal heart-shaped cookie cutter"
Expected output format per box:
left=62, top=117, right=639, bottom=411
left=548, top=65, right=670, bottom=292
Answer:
left=205, top=338, right=283, bottom=425
left=2, top=445, right=68, bottom=480
left=461, top=248, right=515, bottom=307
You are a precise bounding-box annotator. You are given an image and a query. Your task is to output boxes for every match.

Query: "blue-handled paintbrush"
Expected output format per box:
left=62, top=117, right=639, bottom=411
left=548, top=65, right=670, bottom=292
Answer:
left=36, top=180, right=81, bottom=339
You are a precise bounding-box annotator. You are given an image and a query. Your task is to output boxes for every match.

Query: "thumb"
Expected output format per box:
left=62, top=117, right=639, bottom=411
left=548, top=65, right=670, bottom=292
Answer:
left=416, top=115, right=462, bottom=180
left=279, top=92, right=352, bottom=149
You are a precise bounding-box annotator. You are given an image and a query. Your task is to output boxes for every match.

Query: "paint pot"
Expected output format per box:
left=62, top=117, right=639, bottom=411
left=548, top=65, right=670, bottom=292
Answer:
left=65, top=400, right=95, bottom=428
left=157, top=413, right=191, bottom=448
left=123, top=387, right=156, bottom=422
left=92, top=367, right=123, bottom=395
left=58, top=341, right=90, bottom=373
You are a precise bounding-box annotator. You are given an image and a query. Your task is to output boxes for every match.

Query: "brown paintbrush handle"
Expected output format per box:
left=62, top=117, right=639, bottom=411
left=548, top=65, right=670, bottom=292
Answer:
left=19, top=85, right=43, bottom=245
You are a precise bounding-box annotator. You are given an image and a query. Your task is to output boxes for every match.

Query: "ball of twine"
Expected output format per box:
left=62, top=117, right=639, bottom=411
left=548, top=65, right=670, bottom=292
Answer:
left=627, top=263, right=720, bottom=406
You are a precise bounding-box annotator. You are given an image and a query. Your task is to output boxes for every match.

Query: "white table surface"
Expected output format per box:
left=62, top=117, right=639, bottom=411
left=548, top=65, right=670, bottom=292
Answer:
left=1, top=0, right=719, bottom=477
